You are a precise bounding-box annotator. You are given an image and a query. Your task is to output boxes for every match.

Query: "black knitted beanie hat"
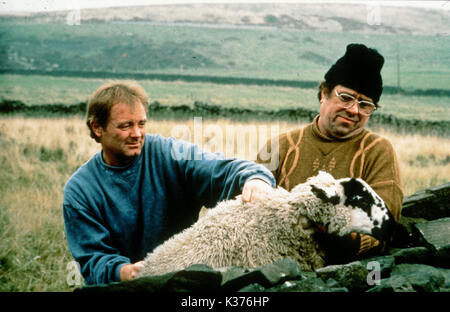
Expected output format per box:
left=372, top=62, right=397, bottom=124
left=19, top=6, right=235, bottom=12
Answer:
left=324, top=43, right=384, bottom=104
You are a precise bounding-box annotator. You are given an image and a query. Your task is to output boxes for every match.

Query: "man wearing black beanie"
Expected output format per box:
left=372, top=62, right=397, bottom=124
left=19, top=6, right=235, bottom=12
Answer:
left=258, top=43, right=403, bottom=264
left=325, top=43, right=384, bottom=104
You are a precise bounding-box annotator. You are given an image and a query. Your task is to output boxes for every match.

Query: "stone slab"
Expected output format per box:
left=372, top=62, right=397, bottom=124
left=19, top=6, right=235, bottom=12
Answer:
left=414, top=217, right=450, bottom=268
left=402, top=183, right=450, bottom=220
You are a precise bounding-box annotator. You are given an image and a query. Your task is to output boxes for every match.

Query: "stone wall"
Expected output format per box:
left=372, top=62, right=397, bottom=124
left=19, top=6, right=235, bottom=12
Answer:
left=77, top=182, right=450, bottom=292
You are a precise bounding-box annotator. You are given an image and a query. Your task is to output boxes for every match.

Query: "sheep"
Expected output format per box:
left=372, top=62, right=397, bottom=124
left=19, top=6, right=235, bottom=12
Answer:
left=138, top=171, right=395, bottom=277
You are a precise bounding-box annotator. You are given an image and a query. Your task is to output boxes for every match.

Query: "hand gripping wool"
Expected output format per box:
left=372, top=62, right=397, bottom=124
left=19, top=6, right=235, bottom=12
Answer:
left=138, top=171, right=395, bottom=277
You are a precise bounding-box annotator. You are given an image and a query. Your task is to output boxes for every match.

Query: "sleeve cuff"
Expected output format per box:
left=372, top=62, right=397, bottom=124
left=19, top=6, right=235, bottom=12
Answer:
left=246, top=174, right=276, bottom=188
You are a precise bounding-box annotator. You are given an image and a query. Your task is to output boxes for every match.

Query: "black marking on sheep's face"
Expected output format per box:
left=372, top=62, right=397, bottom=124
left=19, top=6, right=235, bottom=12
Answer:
left=371, top=209, right=396, bottom=242
left=341, top=178, right=394, bottom=242
left=310, top=185, right=340, bottom=205
left=341, top=178, right=374, bottom=218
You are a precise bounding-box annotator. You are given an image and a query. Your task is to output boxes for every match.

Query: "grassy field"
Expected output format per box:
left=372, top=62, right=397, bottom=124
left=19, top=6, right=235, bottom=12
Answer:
left=0, top=74, right=311, bottom=111
left=0, top=116, right=449, bottom=291
left=1, top=74, right=449, bottom=122
left=1, top=22, right=449, bottom=90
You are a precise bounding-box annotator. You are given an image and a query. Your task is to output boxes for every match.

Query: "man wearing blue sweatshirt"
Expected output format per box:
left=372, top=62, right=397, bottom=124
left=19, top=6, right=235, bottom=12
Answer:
left=63, top=81, right=276, bottom=285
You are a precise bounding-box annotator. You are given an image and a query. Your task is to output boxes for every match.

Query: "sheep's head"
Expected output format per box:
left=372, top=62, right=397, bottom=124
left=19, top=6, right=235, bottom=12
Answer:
left=291, top=171, right=395, bottom=242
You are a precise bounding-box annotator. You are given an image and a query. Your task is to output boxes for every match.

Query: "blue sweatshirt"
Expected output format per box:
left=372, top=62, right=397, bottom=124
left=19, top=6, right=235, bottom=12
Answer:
left=63, top=134, right=275, bottom=285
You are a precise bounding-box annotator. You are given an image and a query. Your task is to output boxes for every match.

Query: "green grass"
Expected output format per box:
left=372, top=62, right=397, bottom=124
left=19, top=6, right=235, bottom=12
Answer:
left=376, top=93, right=450, bottom=121
left=0, top=74, right=96, bottom=105
left=1, top=22, right=449, bottom=89
left=0, top=73, right=317, bottom=110
left=2, top=22, right=448, bottom=123
left=1, top=74, right=449, bottom=122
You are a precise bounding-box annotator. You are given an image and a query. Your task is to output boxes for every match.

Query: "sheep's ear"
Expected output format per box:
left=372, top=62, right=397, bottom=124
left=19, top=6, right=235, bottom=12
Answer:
left=310, top=184, right=340, bottom=205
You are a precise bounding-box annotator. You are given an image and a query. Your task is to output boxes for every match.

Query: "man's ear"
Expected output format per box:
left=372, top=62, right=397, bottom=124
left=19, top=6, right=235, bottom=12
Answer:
left=90, top=120, right=103, bottom=140
left=320, top=88, right=328, bottom=103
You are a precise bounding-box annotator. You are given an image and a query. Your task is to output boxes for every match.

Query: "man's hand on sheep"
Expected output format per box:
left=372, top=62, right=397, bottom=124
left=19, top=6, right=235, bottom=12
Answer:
left=119, top=261, right=145, bottom=281
left=315, top=223, right=383, bottom=256
left=241, top=178, right=274, bottom=203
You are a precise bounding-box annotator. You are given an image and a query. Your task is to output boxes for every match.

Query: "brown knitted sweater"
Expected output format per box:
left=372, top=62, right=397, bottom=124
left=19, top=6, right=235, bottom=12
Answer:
left=257, top=115, right=404, bottom=256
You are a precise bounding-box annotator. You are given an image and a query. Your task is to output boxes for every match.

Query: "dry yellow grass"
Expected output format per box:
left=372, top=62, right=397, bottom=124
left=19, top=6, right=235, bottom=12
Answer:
left=0, top=116, right=448, bottom=291
left=378, top=129, right=450, bottom=194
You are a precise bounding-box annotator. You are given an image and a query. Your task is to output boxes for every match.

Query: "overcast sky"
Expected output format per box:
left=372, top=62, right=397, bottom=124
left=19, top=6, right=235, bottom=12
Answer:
left=1, top=0, right=449, bottom=13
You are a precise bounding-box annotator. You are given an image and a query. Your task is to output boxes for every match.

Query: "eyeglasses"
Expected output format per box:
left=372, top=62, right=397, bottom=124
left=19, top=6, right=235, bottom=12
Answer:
left=334, top=90, right=377, bottom=116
